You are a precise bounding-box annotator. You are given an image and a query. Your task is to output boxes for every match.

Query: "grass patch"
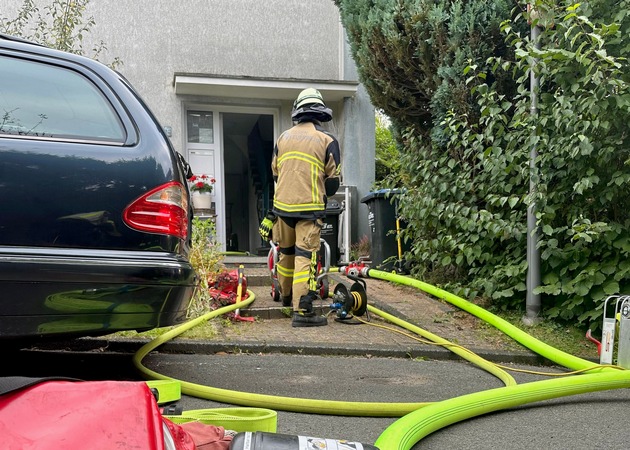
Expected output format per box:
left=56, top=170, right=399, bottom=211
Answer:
left=494, top=311, right=598, bottom=360
left=108, top=318, right=224, bottom=341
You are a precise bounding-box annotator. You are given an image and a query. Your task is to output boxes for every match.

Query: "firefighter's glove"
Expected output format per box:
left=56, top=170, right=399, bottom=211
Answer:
left=259, top=213, right=276, bottom=241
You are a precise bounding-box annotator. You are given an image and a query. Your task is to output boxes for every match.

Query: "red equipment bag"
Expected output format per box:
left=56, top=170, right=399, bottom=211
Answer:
left=0, top=377, right=231, bottom=450
left=208, top=269, right=248, bottom=307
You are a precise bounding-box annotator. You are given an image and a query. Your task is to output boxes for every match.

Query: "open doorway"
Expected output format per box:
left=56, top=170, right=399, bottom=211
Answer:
left=222, top=112, right=274, bottom=255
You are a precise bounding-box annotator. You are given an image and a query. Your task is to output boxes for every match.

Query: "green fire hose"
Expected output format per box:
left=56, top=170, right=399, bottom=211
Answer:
left=366, top=268, right=628, bottom=449
left=374, top=369, right=630, bottom=450
left=133, top=290, right=511, bottom=416
left=132, top=268, right=628, bottom=449
left=367, top=269, right=606, bottom=372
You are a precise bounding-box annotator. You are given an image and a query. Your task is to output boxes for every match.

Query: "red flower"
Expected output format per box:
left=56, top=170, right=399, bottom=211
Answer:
left=189, top=174, right=215, bottom=193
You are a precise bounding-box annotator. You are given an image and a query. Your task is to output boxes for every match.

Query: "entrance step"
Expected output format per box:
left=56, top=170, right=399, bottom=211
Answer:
left=223, top=254, right=268, bottom=267
left=220, top=254, right=334, bottom=319
left=223, top=254, right=269, bottom=286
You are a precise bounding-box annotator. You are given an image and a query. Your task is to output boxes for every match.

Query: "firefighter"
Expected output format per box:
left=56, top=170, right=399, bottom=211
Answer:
left=259, top=88, right=341, bottom=327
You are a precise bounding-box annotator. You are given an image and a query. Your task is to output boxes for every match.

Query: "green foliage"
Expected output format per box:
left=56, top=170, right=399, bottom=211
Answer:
left=187, top=217, right=224, bottom=318
left=337, top=0, right=630, bottom=329
left=335, top=0, right=513, bottom=130
left=0, top=0, right=121, bottom=68
left=374, top=111, right=401, bottom=183
left=337, top=0, right=521, bottom=297
left=447, top=1, right=630, bottom=328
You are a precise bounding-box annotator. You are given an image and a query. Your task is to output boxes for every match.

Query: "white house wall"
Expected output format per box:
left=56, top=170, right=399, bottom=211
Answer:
left=83, top=0, right=347, bottom=150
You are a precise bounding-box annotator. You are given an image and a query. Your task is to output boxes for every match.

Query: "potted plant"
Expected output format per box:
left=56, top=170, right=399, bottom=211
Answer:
left=189, top=174, right=215, bottom=210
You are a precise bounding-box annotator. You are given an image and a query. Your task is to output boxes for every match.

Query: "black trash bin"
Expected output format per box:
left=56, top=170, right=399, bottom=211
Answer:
left=361, top=189, right=409, bottom=272
left=321, top=198, right=342, bottom=265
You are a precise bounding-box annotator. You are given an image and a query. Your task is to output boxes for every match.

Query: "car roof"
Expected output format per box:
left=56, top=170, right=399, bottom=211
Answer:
left=0, top=33, right=42, bottom=45
left=0, top=33, right=126, bottom=84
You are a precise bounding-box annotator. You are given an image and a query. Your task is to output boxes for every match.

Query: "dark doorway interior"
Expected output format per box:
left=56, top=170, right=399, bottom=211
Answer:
left=222, top=113, right=274, bottom=254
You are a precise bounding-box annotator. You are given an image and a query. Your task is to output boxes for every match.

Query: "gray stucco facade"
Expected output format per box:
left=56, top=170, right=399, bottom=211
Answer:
left=2, top=0, right=375, bottom=257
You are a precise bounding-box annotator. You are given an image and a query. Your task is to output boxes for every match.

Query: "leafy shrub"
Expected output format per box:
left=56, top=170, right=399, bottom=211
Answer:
left=439, top=1, right=630, bottom=328
left=0, top=0, right=122, bottom=68
left=337, top=0, right=630, bottom=329
left=187, top=217, right=224, bottom=317
left=375, top=111, right=401, bottom=183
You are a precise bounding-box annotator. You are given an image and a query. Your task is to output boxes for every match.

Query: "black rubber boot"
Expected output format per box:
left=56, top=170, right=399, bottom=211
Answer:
left=292, top=291, right=327, bottom=327
left=297, top=291, right=318, bottom=314
left=292, top=311, right=327, bottom=327
left=281, top=296, right=292, bottom=307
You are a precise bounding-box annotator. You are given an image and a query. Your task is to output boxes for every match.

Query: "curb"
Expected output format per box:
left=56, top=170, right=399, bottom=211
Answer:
left=54, top=334, right=554, bottom=366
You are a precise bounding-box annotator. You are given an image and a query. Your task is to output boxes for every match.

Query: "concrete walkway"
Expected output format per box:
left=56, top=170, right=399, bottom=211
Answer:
left=185, top=255, right=550, bottom=365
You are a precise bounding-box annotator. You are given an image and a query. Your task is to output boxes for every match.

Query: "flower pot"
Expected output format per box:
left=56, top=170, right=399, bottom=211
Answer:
left=191, top=192, right=213, bottom=210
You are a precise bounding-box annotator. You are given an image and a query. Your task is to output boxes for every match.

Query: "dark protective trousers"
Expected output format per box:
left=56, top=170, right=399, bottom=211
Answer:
left=273, top=217, right=323, bottom=310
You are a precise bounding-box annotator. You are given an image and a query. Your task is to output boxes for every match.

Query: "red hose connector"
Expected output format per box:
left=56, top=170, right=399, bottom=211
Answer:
left=339, top=260, right=371, bottom=278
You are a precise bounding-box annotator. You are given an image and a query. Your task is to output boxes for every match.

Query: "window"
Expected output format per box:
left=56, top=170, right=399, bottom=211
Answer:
left=187, top=111, right=213, bottom=144
left=0, top=56, right=125, bottom=142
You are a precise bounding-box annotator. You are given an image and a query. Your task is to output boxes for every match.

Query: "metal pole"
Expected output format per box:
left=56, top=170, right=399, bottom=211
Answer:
left=524, top=23, right=542, bottom=325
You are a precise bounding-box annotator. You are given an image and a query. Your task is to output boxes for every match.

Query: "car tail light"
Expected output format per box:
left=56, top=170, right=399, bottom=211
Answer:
left=123, top=181, right=189, bottom=240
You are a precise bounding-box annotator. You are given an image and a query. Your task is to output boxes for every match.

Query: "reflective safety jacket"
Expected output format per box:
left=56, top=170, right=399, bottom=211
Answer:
left=271, top=121, right=341, bottom=219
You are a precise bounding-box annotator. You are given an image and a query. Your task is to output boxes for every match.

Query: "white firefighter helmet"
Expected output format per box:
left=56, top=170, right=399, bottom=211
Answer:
left=294, top=88, right=326, bottom=110
left=292, top=88, right=333, bottom=122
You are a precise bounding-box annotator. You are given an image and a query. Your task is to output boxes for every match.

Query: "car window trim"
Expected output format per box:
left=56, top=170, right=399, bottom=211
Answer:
left=0, top=132, right=126, bottom=146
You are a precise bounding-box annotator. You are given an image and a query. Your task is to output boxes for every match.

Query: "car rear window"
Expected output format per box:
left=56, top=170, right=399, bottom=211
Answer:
left=0, top=55, right=125, bottom=143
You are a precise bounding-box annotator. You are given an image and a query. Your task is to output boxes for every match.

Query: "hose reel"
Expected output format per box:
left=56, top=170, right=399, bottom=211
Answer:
left=330, top=276, right=369, bottom=324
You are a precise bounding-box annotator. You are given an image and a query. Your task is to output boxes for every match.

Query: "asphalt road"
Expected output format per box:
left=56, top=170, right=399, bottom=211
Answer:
left=4, top=348, right=630, bottom=449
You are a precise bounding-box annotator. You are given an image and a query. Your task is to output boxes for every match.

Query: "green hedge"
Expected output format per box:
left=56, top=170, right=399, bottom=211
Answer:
left=337, top=0, right=630, bottom=329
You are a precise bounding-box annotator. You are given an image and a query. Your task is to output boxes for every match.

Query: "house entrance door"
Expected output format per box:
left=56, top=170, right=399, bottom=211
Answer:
left=185, top=109, right=225, bottom=248
left=185, top=106, right=277, bottom=253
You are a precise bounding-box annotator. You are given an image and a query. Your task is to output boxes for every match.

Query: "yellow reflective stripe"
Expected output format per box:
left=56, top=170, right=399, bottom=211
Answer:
left=278, top=151, right=325, bottom=169
left=277, top=264, right=294, bottom=277
left=309, top=253, right=318, bottom=291
left=311, top=164, right=318, bottom=204
left=274, top=200, right=325, bottom=212
left=278, top=151, right=325, bottom=171
left=293, top=270, right=310, bottom=283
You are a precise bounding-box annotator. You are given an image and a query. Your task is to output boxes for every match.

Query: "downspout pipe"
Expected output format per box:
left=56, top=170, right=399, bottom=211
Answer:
left=525, top=22, right=543, bottom=324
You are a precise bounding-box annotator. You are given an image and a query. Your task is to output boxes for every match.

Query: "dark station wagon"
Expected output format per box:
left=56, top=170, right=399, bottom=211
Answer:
left=0, top=34, right=197, bottom=340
